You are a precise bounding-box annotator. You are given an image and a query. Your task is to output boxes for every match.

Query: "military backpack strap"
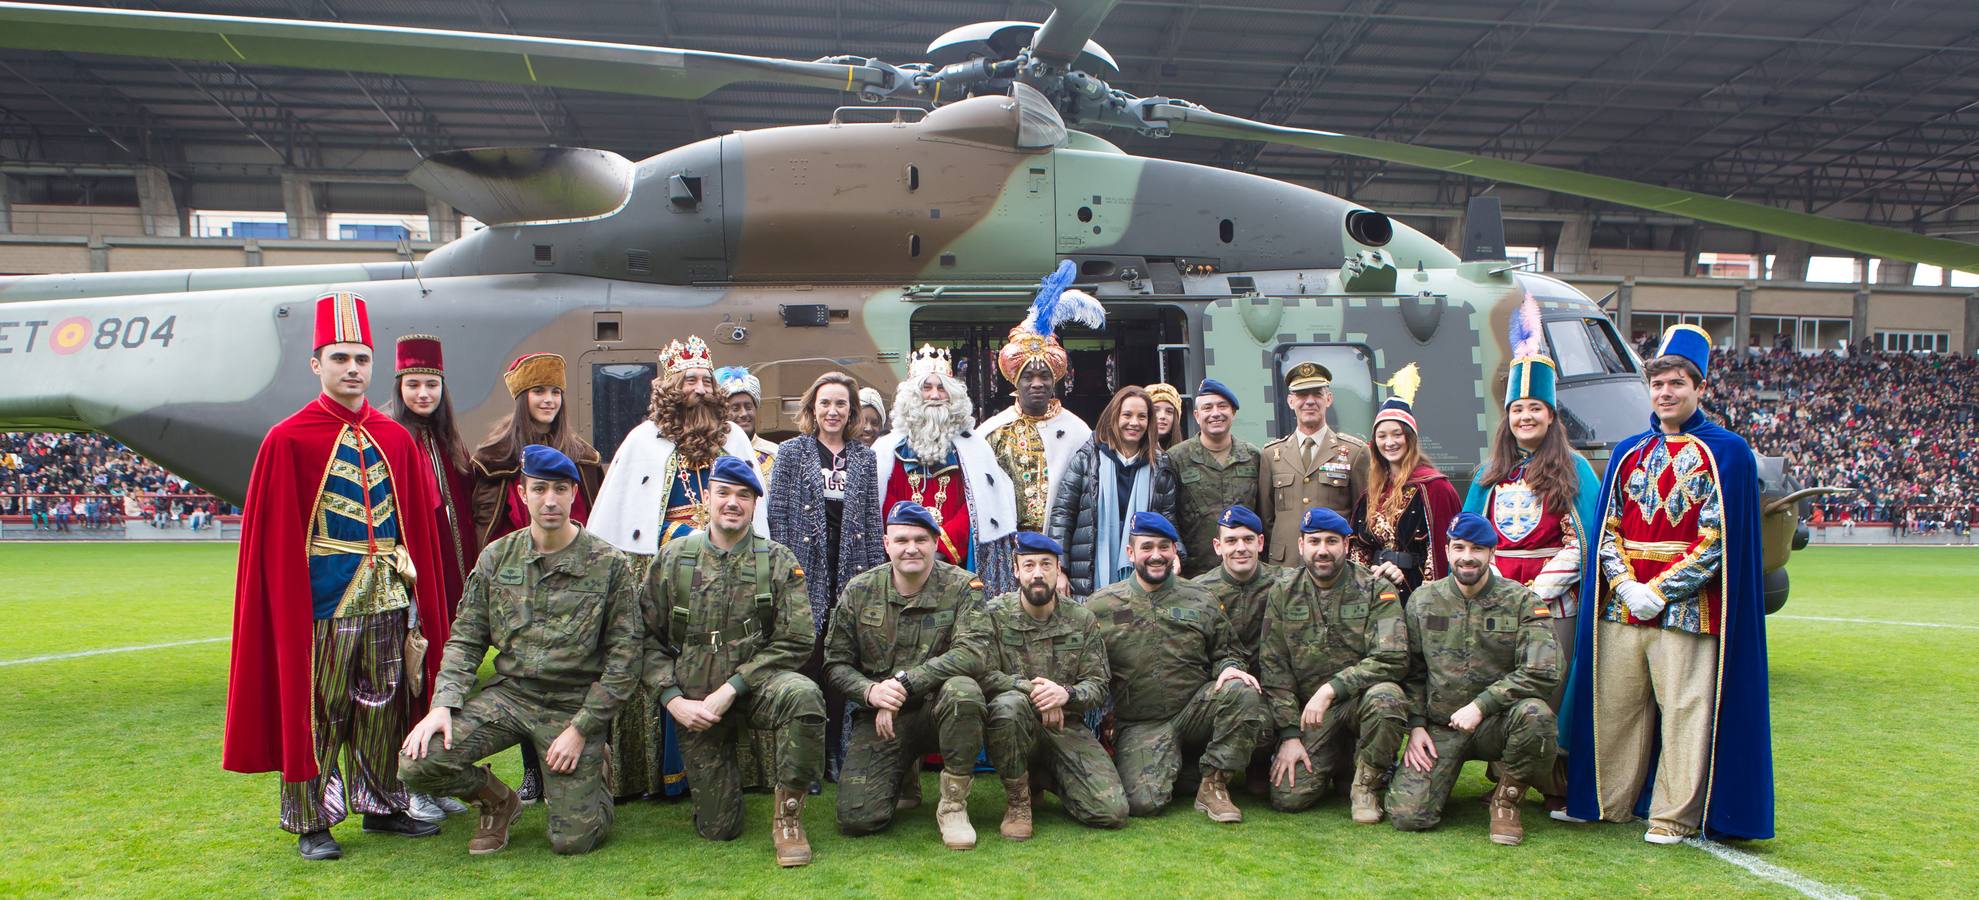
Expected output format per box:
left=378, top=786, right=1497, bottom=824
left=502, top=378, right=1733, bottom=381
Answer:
left=748, top=534, right=776, bottom=638
left=668, top=533, right=706, bottom=650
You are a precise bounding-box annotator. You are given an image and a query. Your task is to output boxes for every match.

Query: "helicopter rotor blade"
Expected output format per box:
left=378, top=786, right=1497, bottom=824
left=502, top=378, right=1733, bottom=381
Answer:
left=0, top=2, right=892, bottom=102
left=1030, top=0, right=1121, bottom=65
left=1144, top=103, right=1979, bottom=273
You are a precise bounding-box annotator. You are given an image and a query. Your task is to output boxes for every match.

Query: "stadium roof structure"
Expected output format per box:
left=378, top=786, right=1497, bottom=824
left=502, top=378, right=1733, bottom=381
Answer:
left=2, top=0, right=1978, bottom=245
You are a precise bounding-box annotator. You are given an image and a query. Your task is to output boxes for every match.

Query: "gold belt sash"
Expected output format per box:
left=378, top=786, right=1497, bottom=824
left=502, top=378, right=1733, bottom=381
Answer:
left=307, top=535, right=418, bottom=586
left=1619, top=537, right=1689, bottom=562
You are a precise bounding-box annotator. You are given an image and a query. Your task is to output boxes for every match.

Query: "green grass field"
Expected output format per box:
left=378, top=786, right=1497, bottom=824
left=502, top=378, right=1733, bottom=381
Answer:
left=2, top=544, right=1974, bottom=897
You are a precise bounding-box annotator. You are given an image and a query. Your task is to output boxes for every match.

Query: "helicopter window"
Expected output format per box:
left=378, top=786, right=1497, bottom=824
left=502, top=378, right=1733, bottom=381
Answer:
left=908, top=234, right=922, bottom=258
left=1219, top=219, right=1234, bottom=244
left=907, top=165, right=920, bottom=191
left=1077, top=206, right=1094, bottom=223
left=1545, top=317, right=1634, bottom=378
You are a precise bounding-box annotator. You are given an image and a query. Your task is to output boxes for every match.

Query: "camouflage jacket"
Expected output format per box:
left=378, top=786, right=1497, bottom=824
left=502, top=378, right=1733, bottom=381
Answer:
left=1087, top=575, right=1245, bottom=723
left=1190, top=561, right=1290, bottom=672
left=1402, top=573, right=1561, bottom=729
left=640, top=531, right=814, bottom=705
left=961, top=592, right=1110, bottom=714
left=1258, top=560, right=1408, bottom=739
left=433, top=528, right=644, bottom=737
left=1168, top=436, right=1263, bottom=577
left=824, top=560, right=986, bottom=704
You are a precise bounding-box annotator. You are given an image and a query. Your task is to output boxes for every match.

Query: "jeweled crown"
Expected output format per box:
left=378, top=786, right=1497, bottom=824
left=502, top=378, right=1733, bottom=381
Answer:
left=662, top=335, right=714, bottom=376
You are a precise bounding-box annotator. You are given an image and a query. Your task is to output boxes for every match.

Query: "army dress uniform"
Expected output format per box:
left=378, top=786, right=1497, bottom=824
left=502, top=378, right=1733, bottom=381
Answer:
left=1086, top=575, right=1267, bottom=817
left=1169, top=436, right=1264, bottom=578
left=643, top=530, right=825, bottom=841
left=1257, top=559, right=1410, bottom=812
left=400, top=528, right=644, bottom=855
left=824, top=560, right=988, bottom=835
left=966, top=592, right=1128, bottom=829
left=1386, top=572, right=1561, bottom=833
left=1258, top=429, right=1369, bottom=567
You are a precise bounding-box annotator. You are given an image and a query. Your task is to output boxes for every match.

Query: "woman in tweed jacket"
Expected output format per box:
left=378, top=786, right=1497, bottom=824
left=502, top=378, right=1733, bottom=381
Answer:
left=769, top=372, right=884, bottom=776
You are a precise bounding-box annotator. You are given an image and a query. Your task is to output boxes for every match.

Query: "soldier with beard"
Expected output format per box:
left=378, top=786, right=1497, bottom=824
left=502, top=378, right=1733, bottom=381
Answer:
left=873, top=345, right=1020, bottom=595
left=1086, top=512, right=1266, bottom=824
left=965, top=531, right=1126, bottom=837
left=591, top=335, right=765, bottom=800
left=1387, top=513, right=1560, bottom=845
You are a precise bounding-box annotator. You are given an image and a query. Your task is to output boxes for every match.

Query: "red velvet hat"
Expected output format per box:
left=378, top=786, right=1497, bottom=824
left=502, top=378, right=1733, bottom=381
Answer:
left=395, top=333, right=444, bottom=377
left=313, top=291, right=372, bottom=349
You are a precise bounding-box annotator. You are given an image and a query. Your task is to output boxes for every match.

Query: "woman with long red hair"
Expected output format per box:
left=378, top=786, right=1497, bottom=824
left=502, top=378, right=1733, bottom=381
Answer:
left=1349, top=363, right=1461, bottom=600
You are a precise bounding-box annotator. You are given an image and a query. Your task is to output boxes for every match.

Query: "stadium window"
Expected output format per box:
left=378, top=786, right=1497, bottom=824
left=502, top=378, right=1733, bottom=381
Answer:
left=1806, top=256, right=1862, bottom=283
left=1875, top=331, right=1950, bottom=353
left=1696, top=251, right=1761, bottom=279
left=188, top=209, right=287, bottom=239
left=1953, top=268, right=1979, bottom=287
left=325, top=213, right=429, bottom=242
left=1913, top=264, right=1946, bottom=286
left=1506, top=245, right=1544, bottom=270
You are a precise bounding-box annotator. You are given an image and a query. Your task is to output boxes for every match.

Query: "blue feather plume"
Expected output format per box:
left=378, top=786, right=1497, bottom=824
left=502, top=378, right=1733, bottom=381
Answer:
left=1509, top=294, right=1545, bottom=359
left=1021, top=260, right=1103, bottom=338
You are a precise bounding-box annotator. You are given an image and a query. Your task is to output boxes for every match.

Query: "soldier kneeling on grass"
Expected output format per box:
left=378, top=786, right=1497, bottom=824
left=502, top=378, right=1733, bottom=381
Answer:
left=399, top=445, right=644, bottom=855
left=1386, top=512, right=1561, bottom=845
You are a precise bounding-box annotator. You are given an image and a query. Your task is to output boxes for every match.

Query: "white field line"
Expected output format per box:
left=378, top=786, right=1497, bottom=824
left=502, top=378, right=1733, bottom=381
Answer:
left=0, top=636, right=229, bottom=667
left=1688, top=838, right=1859, bottom=900
left=1773, top=615, right=1979, bottom=631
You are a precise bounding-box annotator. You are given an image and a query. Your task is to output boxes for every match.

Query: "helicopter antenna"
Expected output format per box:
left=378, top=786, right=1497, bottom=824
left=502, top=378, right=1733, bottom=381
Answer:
left=397, top=235, right=431, bottom=297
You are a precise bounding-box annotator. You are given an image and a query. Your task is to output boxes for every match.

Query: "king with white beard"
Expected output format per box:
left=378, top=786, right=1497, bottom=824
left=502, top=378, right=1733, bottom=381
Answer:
left=872, top=345, right=1019, bottom=594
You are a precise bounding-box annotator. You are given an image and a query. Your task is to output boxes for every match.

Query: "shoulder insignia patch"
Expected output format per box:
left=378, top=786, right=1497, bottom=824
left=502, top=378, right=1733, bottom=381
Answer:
left=792, top=565, right=805, bottom=578
left=969, top=579, right=986, bottom=590
left=1533, top=606, right=1552, bottom=617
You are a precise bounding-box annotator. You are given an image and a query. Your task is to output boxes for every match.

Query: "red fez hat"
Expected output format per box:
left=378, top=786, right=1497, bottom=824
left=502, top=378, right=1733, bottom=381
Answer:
left=313, top=291, right=373, bottom=349
left=395, top=333, right=444, bottom=377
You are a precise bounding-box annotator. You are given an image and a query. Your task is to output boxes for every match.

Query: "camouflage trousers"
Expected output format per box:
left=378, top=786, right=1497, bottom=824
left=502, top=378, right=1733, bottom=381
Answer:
left=400, top=682, right=614, bottom=855
left=1114, top=680, right=1268, bottom=817
left=677, top=671, right=826, bottom=841
left=1387, top=698, right=1556, bottom=832
left=985, top=691, right=1128, bottom=828
left=837, top=675, right=984, bottom=835
left=1269, top=681, right=1409, bottom=812
left=279, top=611, right=410, bottom=834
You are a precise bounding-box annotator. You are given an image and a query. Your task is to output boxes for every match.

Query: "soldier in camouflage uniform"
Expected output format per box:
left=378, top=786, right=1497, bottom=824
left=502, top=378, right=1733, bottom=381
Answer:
left=1170, top=380, right=1263, bottom=578
left=1388, top=513, right=1560, bottom=845
left=643, top=455, right=825, bottom=867
left=1087, top=512, right=1266, bottom=823
left=1259, top=507, right=1409, bottom=823
left=966, top=531, right=1127, bottom=838
left=825, top=501, right=989, bottom=849
left=1189, top=504, right=1287, bottom=671
left=401, top=445, right=643, bottom=856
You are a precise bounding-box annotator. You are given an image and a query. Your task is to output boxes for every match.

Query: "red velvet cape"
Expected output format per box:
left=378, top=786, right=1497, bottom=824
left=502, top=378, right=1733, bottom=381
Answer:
left=222, top=395, right=449, bottom=781
left=1409, top=463, right=1463, bottom=581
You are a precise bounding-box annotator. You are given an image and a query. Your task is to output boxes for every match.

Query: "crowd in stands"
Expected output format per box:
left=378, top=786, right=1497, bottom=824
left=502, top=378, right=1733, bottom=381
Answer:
left=1712, top=343, right=1977, bottom=534
left=0, top=432, right=234, bottom=531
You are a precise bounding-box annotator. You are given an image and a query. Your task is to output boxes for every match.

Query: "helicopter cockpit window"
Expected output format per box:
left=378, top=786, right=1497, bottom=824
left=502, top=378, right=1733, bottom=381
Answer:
left=1271, top=344, right=1375, bottom=440
left=1545, top=317, right=1634, bottom=378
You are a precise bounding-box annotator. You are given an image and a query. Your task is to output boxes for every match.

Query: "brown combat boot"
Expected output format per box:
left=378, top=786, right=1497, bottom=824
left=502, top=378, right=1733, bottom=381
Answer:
left=1489, top=778, right=1528, bottom=846
left=999, top=775, right=1033, bottom=841
left=464, top=766, right=522, bottom=855
left=896, top=763, right=923, bottom=810
left=1194, top=769, right=1243, bottom=823
left=772, top=786, right=812, bottom=867
left=1350, top=761, right=1391, bottom=825
left=935, top=772, right=977, bottom=850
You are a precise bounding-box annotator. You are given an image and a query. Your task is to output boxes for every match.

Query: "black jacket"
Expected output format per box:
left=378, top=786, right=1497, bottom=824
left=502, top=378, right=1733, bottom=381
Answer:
left=1046, top=439, right=1179, bottom=597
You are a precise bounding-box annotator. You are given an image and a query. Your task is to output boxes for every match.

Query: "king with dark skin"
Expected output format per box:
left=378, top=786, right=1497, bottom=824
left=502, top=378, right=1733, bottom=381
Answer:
left=1016, top=362, right=1055, bottom=418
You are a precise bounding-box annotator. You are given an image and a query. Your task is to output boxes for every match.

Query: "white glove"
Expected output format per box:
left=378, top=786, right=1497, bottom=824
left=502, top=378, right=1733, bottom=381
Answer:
left=1617, top=581, right=1666, bottom=620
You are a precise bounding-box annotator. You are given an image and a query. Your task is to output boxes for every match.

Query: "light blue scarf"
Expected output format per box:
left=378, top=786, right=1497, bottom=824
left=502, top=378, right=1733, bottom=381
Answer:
left=1093, top=445, right=1153, bottom=592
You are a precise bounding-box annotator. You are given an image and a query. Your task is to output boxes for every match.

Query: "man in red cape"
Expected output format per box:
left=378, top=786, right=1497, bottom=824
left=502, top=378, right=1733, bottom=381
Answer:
left=222, top=290, right=450, bottom=860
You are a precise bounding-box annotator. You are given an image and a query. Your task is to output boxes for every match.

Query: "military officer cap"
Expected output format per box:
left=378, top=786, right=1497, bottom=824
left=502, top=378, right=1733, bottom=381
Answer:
left=1300, top=507, right=1354, bottom=536
left=1218, top=504, right=1264, bottom=535
left=520, top=444, right=581, bottom=484
left=1446, top=511, right=1499, bottom=548
left=1129, top=511, right=1180, bottom=543
left=1286, top=361, right=1333, bottom=393
left=1014, top=530, right=1064, bottom=557
left=887, top=500, right=941, bottom=536
left=1197, top=377, right=1240, bottom=410
left=709, top=454, right=764, bottom=496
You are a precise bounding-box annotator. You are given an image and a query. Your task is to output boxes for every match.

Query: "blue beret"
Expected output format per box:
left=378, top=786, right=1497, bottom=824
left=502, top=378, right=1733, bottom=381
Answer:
left=1129, top=511, right=1180, bottom=542
left=1014, top=530, right=1064, bottom=557
left=1300, top=507, right=1353, bottom=536
left=708, top=454, right=763, bottom=496
left=1217, top=504, right=1264, bottom=534
left=1446, top=511, right=1499, bottom=548
left=1197, top=378, right=1239, bottom=410
left=887, top=501, right=940, bottom=535
left=520, top=444, right=581, bottom=484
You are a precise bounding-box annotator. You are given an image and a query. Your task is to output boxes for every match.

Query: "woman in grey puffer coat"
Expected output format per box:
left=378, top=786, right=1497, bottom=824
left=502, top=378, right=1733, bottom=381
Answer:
left=1047, top=386, right=1179, bottom=597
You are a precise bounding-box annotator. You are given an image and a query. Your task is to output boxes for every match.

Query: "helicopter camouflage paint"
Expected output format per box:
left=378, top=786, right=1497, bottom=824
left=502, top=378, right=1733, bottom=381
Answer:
left=0, top=87, right=1645, bottom=507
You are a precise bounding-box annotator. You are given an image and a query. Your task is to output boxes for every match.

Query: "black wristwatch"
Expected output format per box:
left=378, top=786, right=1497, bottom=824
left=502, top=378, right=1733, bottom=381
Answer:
left=894, top=669, right=913, bottom=695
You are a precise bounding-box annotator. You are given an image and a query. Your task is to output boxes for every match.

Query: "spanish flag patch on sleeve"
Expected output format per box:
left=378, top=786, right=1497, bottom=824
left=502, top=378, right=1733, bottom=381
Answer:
left=1533, top=606, right=1552, bottom=617
left=1379, top=590, right=1399, bottom=603
left=791, top=566, right=805, bottom=578
left=969, top=579, right=986, bottom=590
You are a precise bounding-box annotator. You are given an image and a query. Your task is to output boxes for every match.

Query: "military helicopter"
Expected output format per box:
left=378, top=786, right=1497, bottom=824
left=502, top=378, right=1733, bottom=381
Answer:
left=0, top=0, right=1899, bottom=605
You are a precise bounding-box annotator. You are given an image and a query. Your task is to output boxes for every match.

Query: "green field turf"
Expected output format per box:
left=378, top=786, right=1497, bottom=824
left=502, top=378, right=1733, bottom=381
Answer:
left=2, top=544, right=1973, bottom=897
